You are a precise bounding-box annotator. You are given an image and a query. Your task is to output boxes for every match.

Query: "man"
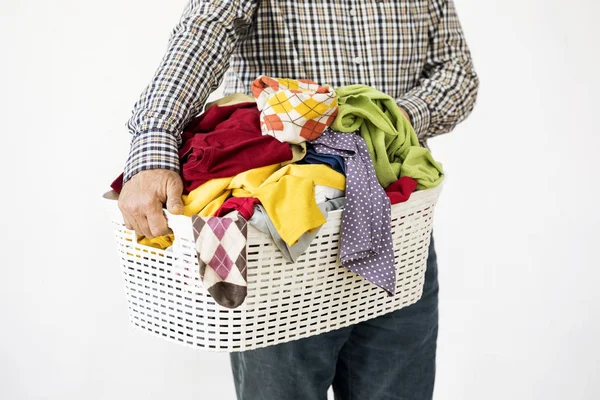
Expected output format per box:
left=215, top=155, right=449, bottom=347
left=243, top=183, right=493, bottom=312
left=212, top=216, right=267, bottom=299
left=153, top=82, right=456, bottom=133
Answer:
left=118, top=1, right=478, bottom=398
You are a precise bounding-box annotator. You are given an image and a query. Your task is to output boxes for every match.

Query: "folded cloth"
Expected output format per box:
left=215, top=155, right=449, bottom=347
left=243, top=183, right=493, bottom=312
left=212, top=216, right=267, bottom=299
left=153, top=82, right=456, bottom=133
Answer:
left=191, top=212, right=248, bottom=309
left=331, top=85, right=443, bottom=189
left=385, top=176, right=418, bottom=204
left=311, top=130, right=396, bottom=295
left=298, top=143, right=346, bottom=175
left=214, top=197, right=260, bottom=220
left=180, top=102, right=293, bottom=193
left=249, top=197, right=345, bottom=263
left=252, top=76, right=338, bottom=144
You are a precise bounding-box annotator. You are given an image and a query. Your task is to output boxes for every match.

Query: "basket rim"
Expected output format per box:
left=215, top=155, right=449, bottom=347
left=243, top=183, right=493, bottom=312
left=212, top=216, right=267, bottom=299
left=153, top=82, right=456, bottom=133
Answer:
left=101, top=178, right=444, bottom=221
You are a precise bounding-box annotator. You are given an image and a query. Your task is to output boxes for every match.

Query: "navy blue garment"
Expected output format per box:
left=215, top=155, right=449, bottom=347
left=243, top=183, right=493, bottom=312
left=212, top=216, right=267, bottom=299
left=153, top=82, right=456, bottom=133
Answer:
left=298, top=143, right=346, bottom=175
left=230, top=235, right=439, bottom=400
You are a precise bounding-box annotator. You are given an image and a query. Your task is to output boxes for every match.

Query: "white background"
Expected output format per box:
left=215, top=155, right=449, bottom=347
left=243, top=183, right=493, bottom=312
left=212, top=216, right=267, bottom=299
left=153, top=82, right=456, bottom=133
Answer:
left=1, top=0, right=599, bottom=399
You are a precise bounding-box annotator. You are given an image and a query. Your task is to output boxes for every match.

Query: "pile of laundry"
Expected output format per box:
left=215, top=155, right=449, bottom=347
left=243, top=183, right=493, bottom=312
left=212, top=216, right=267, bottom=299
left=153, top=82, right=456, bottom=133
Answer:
left=110, top=76, right=443, bottom=309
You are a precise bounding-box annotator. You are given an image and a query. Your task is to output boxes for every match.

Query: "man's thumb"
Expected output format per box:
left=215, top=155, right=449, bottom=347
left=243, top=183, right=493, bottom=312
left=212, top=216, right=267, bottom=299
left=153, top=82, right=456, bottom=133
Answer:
left=165, top=178, right=184, bottom=215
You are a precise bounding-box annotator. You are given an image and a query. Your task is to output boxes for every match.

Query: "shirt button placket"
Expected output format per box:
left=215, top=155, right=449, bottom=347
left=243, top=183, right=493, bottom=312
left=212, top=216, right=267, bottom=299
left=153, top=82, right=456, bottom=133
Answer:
left=348, top=3, right=363, bottom=76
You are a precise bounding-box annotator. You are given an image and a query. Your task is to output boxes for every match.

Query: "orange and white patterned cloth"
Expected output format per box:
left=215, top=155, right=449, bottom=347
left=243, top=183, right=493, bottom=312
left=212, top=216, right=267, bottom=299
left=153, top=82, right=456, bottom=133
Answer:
left=251, top=76, right=338, bottom=144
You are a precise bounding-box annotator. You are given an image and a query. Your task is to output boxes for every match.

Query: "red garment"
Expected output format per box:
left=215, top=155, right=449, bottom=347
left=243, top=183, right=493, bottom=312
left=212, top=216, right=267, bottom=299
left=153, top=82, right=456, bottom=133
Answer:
left=110, top=174, right=124, bottom=193
left=180, top=103, right=292, bottom=193
left=385, top=176, right=418, bottom=204
left=214, top=197, right=260, bottom=220
left=108, top=102, right=292, bottom=194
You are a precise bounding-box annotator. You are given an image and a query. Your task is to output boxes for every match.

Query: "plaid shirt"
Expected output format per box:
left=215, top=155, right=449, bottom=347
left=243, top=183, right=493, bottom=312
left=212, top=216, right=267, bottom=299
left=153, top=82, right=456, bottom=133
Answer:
left=123, top=0, right=479, bottom=182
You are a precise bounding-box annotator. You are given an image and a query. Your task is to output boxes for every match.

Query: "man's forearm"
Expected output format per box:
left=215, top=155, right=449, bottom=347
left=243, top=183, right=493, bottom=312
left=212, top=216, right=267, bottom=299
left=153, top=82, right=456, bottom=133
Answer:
left=123, top=0, right=257, bottom=182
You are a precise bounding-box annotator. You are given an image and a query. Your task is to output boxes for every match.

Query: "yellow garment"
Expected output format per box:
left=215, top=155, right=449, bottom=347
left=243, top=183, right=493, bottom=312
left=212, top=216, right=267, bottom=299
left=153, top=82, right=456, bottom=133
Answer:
left=139, top=179, right=231, bottom=249
left=182, top=177, right=232, bottom=216
left=139, top=94, right=256, bottom=250
left=142, top=163, right=345, bottom=249
left=229, top=164, right=281, bottom=192
left=186, top=163, right=345, bottom=246
left=137, top=233, right=174, bottom=250
left=230, top=164, right=345, bottom=245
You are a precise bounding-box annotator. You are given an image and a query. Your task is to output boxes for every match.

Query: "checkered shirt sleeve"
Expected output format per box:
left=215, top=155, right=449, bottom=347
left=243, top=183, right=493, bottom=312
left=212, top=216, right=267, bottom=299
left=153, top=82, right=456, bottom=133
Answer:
left=396, top=0, right=480, bottom=140
left=123, top=0, right=478, bottom=182
left=123, top=0, right=257, bottom=182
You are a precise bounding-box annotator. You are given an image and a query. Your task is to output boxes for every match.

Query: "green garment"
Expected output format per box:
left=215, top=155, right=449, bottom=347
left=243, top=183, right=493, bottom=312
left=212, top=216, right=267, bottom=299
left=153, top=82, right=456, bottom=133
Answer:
left=331, top=85, right=443, bottom=189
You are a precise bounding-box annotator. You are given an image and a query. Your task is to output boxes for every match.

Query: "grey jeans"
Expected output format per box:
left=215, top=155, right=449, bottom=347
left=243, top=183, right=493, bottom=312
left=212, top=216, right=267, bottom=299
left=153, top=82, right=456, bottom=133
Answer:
left=230, top=236, right=439, bottom=400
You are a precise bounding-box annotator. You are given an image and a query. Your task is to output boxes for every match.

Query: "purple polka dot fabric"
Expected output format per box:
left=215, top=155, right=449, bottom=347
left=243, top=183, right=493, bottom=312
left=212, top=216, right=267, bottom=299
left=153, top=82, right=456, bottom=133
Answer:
left=311, top=129, right=395, bottom=295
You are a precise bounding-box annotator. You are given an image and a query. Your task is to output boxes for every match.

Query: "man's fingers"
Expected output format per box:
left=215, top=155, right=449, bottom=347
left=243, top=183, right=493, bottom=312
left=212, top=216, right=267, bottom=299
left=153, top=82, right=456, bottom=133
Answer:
left=147, top=206, right=170, bottom=237
left=127, top=214, right=143, bottom=238
left=121, top=210, right=141, bottom=234
left=166, top=178, right=184, bottom=215
left=132, top=213, right=154, bottom=238
left=118, top=169, right=184, bottom=239
left=123, top=213, right=136, bottom=232
left=125, top=206, right=168, bottom=239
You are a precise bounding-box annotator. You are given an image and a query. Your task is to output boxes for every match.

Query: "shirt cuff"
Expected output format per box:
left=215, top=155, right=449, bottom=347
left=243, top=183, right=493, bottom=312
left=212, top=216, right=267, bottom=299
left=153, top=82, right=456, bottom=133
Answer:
left=396, top=93, right=431, bottom=140
left=123, top=131, right=180, bottom=183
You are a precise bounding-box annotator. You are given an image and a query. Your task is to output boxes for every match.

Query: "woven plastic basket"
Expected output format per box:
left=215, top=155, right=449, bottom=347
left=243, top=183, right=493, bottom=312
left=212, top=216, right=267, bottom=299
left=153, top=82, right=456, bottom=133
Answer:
left=104, top=183, right=442, bottom=352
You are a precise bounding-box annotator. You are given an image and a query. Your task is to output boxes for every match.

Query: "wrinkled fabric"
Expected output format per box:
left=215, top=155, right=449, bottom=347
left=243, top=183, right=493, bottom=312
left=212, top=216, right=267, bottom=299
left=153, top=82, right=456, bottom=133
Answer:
left=109, top=102, right=292, bottom=194
left=298, top=143, right=346, bottom=175
left=386, top=176, right=418, bottom=205
left=179, top=102, right=293, bottom=192
left=214, top=197, right=260, bottom=220
left=311, top=130, right=395, bottom=294
left=314, top=186, right=345, bottom=204
left=249, top=197, right=345, bottom=263
left=281, top=142, right=307, bottom=166
left=137, top=233, right=174, bottom=250
left=252, top=76, right=338, bottom=144
left=331, top=85, right=443, bottom=189
left=182, top=163, right=346, bottom=246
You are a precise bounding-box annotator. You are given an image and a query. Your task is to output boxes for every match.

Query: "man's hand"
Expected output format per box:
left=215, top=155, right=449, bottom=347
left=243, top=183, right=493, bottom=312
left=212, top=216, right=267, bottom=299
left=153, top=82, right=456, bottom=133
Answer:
left=118, top=169, right=184, bottom=238
left=399, top=107, right=412, bottom=126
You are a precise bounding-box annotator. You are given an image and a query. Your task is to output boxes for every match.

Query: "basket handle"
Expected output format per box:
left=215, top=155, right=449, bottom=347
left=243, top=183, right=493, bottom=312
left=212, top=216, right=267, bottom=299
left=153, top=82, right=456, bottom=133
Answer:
left=130, top=209, right=190, bottom=245
left=103, top=191, right=190, bottom=247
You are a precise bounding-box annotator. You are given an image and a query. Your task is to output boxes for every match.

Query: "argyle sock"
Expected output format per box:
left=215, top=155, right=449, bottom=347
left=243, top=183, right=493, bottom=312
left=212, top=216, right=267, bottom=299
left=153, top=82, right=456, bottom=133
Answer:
left=252, top=75, right=338, bottom=144
left=191, top=212, right=248, bottom=309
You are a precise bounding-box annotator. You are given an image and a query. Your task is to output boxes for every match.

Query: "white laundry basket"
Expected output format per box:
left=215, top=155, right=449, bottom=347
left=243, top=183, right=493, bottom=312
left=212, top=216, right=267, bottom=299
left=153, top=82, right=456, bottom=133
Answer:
left=104, top=183, right=442, bottom=352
